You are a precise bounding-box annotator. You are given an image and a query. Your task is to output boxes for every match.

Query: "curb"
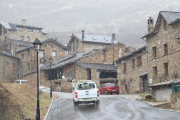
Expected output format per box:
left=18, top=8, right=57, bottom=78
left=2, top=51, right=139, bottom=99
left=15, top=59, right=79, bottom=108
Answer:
left=44, top=94, right=54, bottom=120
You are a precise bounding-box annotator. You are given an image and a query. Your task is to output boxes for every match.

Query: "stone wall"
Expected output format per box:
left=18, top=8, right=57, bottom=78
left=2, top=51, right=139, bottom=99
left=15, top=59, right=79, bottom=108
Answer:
left=117, top=49, right=147, bottom=94
left=171, top=92, right=180, bottom=109
left=0, top=24, right=47, bottom=43
left=146, top=15, right=180, bottom=84
left=0, top=53, right=19, bottom=82
left=61, top=80, right=72, bottom=93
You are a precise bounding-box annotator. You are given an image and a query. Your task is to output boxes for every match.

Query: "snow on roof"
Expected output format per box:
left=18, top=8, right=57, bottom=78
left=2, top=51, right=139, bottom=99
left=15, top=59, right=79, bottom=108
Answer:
left=0, top=22, right=12, bottom=29
left=74, top=33, right=117, bottom=44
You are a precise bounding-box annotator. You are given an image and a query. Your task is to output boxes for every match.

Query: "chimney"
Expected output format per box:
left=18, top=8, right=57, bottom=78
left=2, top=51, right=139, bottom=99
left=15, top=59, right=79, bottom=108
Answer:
left=82, top=30, right=85, bottom=41
left=111, top=33, right=115, bottom=44
left=147, top=17, right=154, bottom=33
left=22, top=19, right=26, bottom=26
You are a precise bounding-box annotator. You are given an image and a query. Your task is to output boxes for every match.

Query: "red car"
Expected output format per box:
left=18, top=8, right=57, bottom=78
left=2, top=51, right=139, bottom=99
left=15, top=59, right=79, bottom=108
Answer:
left=99, top=83, right=119, bottom=95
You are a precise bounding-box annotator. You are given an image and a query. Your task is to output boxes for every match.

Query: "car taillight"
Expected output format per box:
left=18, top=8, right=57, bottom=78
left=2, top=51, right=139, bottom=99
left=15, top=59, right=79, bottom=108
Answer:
left=75, top=92, right=78, bottom=98
left=97, top=90, right=99, bottom=97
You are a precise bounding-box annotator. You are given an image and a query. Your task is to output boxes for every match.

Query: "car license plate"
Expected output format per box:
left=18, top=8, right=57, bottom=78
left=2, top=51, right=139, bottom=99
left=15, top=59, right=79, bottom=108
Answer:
left=84, top=99, right=90, bottom=101
left=112, top=90, right=116, bottom=91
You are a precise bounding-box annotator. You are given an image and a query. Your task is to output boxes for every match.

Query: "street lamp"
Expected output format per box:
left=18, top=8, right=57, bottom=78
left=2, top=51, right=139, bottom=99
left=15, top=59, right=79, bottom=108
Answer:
left=49, top=56, right=53, bottom=97
left=33, top=38, right=42, bottom=120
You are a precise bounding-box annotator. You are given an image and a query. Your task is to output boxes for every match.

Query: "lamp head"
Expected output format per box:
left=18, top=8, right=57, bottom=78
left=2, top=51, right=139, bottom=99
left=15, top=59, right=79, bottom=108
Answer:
left=49, top=56, right=53, bottom=63
left=33, top=38, right=42, bottom=51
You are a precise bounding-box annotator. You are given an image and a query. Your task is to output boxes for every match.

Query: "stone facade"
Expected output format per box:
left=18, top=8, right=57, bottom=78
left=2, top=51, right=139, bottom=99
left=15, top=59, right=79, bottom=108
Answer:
left=0, top=51, right=20, bottom=82
left=144, top=12, right=180, bottom=84
left=171, top=92, right=180, bottom=109
left=0, top=20, right=47, bottom=43
left=114, top=46, right=147, bottom=94
left=17, top=39, right=67, bottom=79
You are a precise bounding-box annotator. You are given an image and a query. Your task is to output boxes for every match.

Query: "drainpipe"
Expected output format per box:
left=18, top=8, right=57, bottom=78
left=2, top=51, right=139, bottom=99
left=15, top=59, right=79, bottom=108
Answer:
left=18, top=59, right=20, bottom=79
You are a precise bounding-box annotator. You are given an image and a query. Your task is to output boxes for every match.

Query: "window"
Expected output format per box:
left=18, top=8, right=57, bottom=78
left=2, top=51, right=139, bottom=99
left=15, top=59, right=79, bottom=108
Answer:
left=119, top=48, right=122, bottom=57
left=20, top=36, right=24, bottom=40
left=137, top=56, right=142, bottom=67
left=16, top=27, right=22, bottom=30
left=27, top=37, right=30, bottom=41
left=27, top=62, right=30, bottom=70
left=87, top=69, right=91, bottom=80
left=152, top=46, right=157, bottom=58
left=164, top=63, right=168, bottom=75
left=44, top=44, right=47, bottom=47
left=123, top=63, right=126, bottom=73
left=34, top=29, right=40, bottom=32
left=27, top=28, right=33, bottom=32
left=13, top=63, right=15, bottom=70
left=50, top=45, right=53, bottom=48
left=39, top=51, right=45, bottom=58
left=153, top=66, right=157, bottom=77
left=164, top=44, right=168, bottom=55
left=22, top=53, right=24, bottom=58
left=132, top=59, right=135, bottom=68
left=52, top=50, right=57, bottom=57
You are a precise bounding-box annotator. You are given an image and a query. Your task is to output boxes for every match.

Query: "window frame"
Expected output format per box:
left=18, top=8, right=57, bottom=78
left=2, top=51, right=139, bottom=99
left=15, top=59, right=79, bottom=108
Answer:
left=52, top=50, right=57, bottom=57
left=152, top=46, right=157, bottom=58
left=164, top=43, right=168, bottom=55
left=153, top=66, right=157, bottom=77
left=137, top=56, right=142, bottom=67
left=164, top=63, right=168, bottom=75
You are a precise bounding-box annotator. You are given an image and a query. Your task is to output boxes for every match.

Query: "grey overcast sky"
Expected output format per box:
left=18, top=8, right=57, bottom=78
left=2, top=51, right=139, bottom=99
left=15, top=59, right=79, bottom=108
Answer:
left=1, top=0, right=180, bottom=48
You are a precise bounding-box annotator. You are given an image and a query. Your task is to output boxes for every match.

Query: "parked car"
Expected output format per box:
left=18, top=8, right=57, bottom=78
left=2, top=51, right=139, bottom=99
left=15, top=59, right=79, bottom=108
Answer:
left=99, top=83, right=119, bottom=95
left=71, top=80, right=100, bottom=105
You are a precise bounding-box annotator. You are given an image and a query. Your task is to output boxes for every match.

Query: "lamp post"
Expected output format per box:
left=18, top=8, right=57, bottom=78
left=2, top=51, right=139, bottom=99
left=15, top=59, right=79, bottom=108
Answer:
left=49, top=56, right=53, bottom=97
left=33, top=38, right=42, bottom=120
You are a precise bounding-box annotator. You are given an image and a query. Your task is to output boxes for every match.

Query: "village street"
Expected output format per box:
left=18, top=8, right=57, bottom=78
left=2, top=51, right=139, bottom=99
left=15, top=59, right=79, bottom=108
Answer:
left=46, top=92, right=180, bottom=120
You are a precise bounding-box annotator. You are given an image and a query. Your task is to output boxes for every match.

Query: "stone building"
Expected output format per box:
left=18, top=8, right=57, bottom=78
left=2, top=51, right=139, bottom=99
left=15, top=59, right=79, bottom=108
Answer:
left=67, top=30, right=117, bottom=54
left=141, top=11, right=180, bottom=84
left=0, top=46, right=20, bottom=82
left=23, top=42, right=127, bottom=87
left=113, top=46, right=147, bottom=94
left=0, top=19, right=47, bottom=44
left=17, top=38, right=67, bottom=79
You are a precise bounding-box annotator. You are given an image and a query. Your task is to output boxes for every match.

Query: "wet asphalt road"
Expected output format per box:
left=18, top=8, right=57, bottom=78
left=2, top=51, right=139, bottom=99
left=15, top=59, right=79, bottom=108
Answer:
left=46, top=92, right=180, bottom=120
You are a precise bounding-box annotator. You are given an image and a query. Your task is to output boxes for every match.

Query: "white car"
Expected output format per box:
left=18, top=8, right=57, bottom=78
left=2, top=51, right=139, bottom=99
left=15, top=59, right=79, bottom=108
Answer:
left=71, top=80, right=100, bottom=105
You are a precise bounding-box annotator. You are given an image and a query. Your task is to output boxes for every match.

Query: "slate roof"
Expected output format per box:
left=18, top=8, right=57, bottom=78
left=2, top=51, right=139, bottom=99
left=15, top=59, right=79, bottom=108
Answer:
left=141, top=11, right=180, bottom=38
left=41, top=50, right=101, bottom=70
left=7, top=39, right=33, bottom=47
left=76, top=63, right=117, bottom=71
left=0, top=22, right=47, bottom=34
left=114, top=46, right=146, bottom=64
left=0, top=49, right=20, bottom=59
left=16, top=38, right=67, bottom=53
left=73, top=33, right=117, bottom=44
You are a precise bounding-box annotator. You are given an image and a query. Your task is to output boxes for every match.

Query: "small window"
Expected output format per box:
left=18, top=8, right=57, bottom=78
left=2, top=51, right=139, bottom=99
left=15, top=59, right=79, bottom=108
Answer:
left=44, top=44, right=47, bottom=47
left=132, top=59, right=135, bottom=68
left=164, top=44, right=168, bottom=55
left=152, top=46, right=157, bottom=58
left=123, top=63, right=126, bottom=73
left=20, top=36, right=24, bottom=40
left=22, top=53, right=24, bottom=58
left=164, top=63, right=168, bottom=75
left=17, top=27, right=22, bottom=30
left=27, top=37, right=30, bottom=41
left=153, top=66, right=157, bottom=77
left=39, top=51, right=45, bottom=58
left=50, top=45, right=53, bottom=48
left=52, top=50, right=57, bottom=57
left=13, top=63, right=15, bottom=70
left=137, top=56, right=142, bottom=67
left=27, top=28, right=33, bottom=32
left=34, top=29, right=40, bottom=32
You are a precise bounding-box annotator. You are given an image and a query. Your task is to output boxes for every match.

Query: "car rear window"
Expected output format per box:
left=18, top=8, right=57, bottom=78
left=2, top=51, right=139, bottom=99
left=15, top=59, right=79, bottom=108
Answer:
left=77, top=83, right=95, bottom=90
left=108, top=83, right=117, bottom=86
